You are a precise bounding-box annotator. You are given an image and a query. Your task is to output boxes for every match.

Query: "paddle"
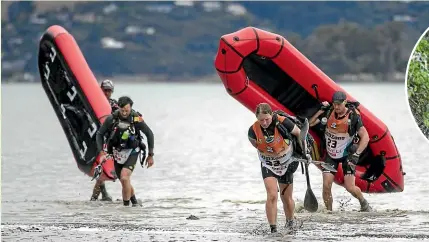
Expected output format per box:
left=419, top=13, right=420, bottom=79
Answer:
left=298, top=118, right=319, bottom=213
left=91, top=153, right=111, bottom=181
left=295, top=158, right=337, bottom=173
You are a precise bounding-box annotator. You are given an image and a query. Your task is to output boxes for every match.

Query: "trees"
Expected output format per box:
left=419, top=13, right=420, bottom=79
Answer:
left=1, top=1, right=427, bottom=81
left=407, top=36, right=429, bottom=137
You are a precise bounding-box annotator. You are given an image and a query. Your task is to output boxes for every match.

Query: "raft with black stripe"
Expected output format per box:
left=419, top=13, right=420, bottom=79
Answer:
left=214, top=26, right=405, bottom=193
left=37, top=25, right=116, bottom=181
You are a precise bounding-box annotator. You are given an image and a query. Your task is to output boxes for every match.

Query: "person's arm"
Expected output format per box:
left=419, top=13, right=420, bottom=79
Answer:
left=281, top=117, right=311, bottom=157
left=309, top=101, right=330, bottom=127
left=248, top=126, right=258, bottom=148
left=96, top=115, right=114, bottom=153
left=354, top=115, right=369, bottom=155
left=348, top=114, right=369, bottom=165
left=135, top=120, right=154, bottom=155
left=280, top=117, right=300, bottom=137
left=309, top=111, right=323, bottom=127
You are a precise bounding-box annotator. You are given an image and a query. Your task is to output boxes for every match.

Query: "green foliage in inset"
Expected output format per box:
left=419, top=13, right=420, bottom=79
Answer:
left=407, top=34, right=429, bottom=137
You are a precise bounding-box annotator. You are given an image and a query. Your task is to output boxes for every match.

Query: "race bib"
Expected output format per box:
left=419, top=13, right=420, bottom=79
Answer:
left=325, top=131, right=352, bottom=159
left=258, top=148, right=293, bottom=176
left=262, top=160, right=291, bottom=176
left=113, top=149, right=133, bottom=164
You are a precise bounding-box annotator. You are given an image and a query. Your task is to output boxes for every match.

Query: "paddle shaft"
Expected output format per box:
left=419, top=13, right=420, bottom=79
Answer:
left=304, top=163, right=311, bottom=188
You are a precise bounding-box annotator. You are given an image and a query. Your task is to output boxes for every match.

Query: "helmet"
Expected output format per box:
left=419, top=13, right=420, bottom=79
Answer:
left=101, top=79, right=114, bottom=91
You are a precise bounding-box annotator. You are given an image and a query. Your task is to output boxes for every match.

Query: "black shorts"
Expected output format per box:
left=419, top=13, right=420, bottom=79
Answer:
left=322, top=155, right=355, bottom=175
left=261, top=161, right=299, bottom=184
left=114, top=151, right=139, bottom=179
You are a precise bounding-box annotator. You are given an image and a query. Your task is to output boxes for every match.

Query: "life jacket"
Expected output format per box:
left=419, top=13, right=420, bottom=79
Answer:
left=106, top=110, right=144, bottom=151
left=322, top=101, right=361, bottom=137
left=252, top=115, right=292, bottom=156
left=324, top=104, right=358, bottom=159
left=326, top=109, right=352, bottom=134
left=253, top=113, right=301, bottom=176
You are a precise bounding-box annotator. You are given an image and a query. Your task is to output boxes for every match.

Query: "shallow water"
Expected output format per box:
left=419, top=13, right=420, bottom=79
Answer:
left=2, top=83, right=429, bottom=241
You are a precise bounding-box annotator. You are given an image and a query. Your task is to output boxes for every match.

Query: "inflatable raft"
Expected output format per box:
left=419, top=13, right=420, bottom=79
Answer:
left=38, top=25, right=116, bottom=182
left=214, top=27, right=405, bottom=193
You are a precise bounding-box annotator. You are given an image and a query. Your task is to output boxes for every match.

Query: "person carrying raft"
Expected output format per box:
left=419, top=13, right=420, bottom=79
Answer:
left=89, top=79, right=118, bottom=202
left=248, top=103, right=310, bottom=234
left=96, top=96, right=155, bottom=207
left=309, top=90, right=371, bottom=212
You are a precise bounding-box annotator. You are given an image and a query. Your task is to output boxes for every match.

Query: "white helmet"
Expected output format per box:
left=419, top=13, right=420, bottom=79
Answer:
left=101, top=79, right=114, bottom=91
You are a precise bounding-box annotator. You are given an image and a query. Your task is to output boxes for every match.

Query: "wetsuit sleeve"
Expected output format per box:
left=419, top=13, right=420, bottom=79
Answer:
left=135, top=121, right=154, bottom=152
left=248, top=125, right=256, bottom=140
left=96, top=115, right=114, bottom=152
left=281, top=117, right=295, bottom=133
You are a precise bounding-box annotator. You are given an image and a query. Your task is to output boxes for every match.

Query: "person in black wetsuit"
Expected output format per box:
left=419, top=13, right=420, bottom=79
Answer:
left=96, top=96, right=155, bottom=207
left=90, top=79, right=119, bottom=201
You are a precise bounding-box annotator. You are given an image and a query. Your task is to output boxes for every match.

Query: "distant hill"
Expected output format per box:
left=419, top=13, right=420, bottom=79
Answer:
left=2, top=1, right=429, bottom=83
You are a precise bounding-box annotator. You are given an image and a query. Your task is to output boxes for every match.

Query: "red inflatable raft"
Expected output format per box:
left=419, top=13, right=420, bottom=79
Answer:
left=214, top=27, right=405, bottom=193
left=38, top=25, right=116, bottom=182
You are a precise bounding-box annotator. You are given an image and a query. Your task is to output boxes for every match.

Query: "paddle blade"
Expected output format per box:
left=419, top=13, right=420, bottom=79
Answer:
left=304, top=188, right=319, bottom=213
left=320, top=163, right=337, bottom=173
left=298, top=118, right=309, bottom=154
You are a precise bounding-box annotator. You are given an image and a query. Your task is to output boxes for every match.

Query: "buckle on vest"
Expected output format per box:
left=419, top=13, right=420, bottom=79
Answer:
left=265, top=135, right=274, bottom=143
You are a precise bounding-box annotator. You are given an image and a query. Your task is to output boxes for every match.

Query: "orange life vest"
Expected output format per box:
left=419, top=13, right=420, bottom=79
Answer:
left=252, top=116, right=290, bottom=156
left=326, top=109, right=352, bottom=134
left=324, top=109, right=356, bottom=159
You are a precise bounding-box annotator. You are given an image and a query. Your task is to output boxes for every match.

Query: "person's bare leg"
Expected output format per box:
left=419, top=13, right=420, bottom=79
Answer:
left=120, top=168, right=133, bottom=206
left=279, top=183, right=294, bottom=220
left=322, top=172, right=335, bottom=211
left=100, top=181, right=112, bottom=201
left=90, top=180, right=103, bottom=201
left=264, top=177, right=279, bottom=232
left=344, top=174, right=370, bottom=211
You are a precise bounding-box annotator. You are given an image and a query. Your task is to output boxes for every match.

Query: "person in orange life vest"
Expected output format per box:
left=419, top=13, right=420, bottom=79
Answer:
left=248, top=103, right=303, bottom=234
left=309, top=91, right=371, bottom=212
left=89, top=79, right=118, bottom=201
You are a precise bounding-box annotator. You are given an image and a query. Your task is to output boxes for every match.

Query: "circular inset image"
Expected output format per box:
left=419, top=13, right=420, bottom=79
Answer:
left=406, top=27, right=429, bottom=140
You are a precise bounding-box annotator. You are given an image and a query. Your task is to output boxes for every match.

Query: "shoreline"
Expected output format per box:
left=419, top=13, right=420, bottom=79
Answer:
left=1, top=73, right=406, bottom=84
